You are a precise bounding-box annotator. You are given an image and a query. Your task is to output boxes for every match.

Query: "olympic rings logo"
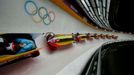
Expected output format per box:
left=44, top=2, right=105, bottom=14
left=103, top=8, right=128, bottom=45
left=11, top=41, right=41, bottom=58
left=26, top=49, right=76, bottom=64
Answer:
left=24, top=1, right=55, bottom=25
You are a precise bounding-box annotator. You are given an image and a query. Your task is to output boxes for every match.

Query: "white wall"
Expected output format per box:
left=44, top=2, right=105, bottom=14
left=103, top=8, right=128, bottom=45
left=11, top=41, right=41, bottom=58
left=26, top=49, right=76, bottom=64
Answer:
left=0, top=0, right=134, bottom=75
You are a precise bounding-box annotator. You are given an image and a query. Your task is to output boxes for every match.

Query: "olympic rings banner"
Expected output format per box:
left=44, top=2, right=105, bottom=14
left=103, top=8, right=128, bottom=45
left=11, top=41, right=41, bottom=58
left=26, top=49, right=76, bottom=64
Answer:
left=24, top=0, right=55, bottom=25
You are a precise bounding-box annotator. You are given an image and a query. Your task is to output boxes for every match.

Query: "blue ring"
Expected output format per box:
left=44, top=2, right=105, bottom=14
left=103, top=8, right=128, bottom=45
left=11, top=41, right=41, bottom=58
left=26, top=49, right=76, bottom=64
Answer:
left=24, top=1, right=38, bottom=16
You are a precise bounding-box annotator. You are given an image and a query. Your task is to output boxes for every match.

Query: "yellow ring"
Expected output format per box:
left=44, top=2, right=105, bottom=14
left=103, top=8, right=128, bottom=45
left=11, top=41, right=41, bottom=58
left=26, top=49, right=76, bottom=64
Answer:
left=31, top=10, right=42, bottom=23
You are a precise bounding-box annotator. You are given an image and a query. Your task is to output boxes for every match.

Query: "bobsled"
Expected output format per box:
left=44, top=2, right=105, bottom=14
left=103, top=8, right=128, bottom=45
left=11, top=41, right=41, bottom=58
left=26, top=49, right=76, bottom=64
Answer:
left=45, top=32, right=118, bottom=50
left=0, top=33, right=40, bottom=67
left=45, top=32, right=74, bottom=50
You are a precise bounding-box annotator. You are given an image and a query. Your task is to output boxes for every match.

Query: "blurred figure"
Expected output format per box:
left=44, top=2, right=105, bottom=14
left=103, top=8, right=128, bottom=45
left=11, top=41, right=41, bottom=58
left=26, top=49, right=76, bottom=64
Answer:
left=0, top=38, right=36, bottom=55
left=6, top=38, right=36, bottom=54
